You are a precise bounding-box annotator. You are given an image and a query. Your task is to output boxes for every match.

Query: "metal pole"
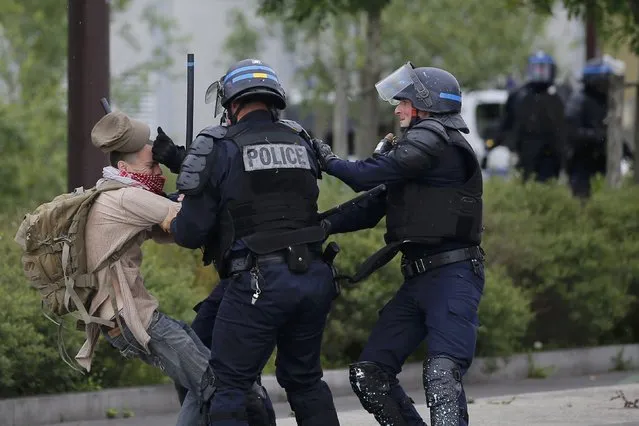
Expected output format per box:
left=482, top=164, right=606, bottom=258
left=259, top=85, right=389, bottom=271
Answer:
left=186, top=53, right=194, bottom=149
left=100, top=98, right=112, bottom=114
left=67, top=0, right=110, bottom=191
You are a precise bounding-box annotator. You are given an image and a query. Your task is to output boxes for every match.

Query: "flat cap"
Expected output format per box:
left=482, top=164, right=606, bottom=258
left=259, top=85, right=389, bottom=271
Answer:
left=91, top=110, right=151, bottom=154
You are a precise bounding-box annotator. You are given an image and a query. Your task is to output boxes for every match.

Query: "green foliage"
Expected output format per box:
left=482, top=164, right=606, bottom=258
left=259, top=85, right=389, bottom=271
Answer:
left=221, top=9, right=264, bottom=64
left=260, top=0, right=544, bottom=111
left=483, top=177, right=639, bottom=348
left=3, top=172, right=639, bottom=396
left=0, top=0, right=187, bottom=207
left=0, top=1, right=637, bottom=395
left=0, top=211, right=94, bottom=397
left=476, top=266, right=533, bottom=357
left=381, top=0, right=545, bottom=89
left=509, top=0, right=639, bottom=53
left=0, top=0, right=203, bottom=397
left=258, top=0, right=391, bottom=24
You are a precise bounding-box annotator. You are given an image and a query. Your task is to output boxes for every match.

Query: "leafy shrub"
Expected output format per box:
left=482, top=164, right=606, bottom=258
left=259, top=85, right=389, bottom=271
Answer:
left=2, top=172, right=638, bottom=396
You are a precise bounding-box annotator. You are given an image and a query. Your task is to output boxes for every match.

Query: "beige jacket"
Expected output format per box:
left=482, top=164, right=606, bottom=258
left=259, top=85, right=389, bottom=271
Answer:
left=75, top=181, right=180, bottom=371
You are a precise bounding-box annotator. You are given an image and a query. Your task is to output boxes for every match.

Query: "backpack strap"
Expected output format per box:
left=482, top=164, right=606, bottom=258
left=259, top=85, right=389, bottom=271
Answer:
left=62, top=224, right=140, bottom=328
left=61, top=241, right=115, bottom=327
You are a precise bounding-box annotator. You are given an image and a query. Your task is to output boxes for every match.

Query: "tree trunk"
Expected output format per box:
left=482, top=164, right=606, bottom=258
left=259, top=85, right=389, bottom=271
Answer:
left=332, top=17, right=349, bottom=158
left=605, top=74, right=624, bottom=188
left=634, top=83, right=639, bottom=184
left=354, top=8, right=382, bottom=159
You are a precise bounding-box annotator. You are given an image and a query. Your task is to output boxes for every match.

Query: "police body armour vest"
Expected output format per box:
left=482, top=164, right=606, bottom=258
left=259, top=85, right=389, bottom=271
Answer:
left=514, top=88, right=564, bottom=142
left=385, top=121, right=483, bottom=245
left=212, top=121, right=322, bottom=268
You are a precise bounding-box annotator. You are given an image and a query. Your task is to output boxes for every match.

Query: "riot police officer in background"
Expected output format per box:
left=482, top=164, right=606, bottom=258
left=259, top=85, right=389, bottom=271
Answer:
left=157, top=58, right=340, bottom=426
left=498, top=51, right=566, bottom=181
left=313, top=62, right=485, bottom=426
left=565, top=57, right=631, bottom=198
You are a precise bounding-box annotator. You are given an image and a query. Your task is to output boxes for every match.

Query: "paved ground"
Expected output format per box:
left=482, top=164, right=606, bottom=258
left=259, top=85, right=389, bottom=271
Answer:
left=47, top=370, right=639, bottom=426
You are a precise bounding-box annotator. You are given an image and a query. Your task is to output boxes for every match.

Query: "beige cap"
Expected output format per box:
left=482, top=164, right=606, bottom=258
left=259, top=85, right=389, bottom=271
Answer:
left=91, top=110, right=151, bottom=154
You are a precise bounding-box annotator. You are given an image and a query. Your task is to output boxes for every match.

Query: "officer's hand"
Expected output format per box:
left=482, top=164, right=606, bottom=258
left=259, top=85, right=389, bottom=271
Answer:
left=153, top=127, right=185, bottom=174
left=166, top=191, right=185, bottom=202
left=312, top=138, right=338, bottom=170
left=374, top=133, right=395, bottom=155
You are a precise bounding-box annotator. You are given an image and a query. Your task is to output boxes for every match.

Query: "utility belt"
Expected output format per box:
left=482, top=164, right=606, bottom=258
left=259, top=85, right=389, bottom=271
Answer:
left=401, top=246, right=484, bottom=279
left=226, top=244, right=322, bottom=275
left=225, top=242, right=342, bottom=305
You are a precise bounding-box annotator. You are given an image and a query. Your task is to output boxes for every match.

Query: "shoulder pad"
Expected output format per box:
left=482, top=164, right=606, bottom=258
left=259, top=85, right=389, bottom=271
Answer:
left=277, top=119, right=312, bottom=141
left=176, top=133, right=218, bottom=195
left=277, top=119, right=303, bottom=133
left=198, top=125, right=228, bottom=139
left=409, top=119, right=449, bottom=142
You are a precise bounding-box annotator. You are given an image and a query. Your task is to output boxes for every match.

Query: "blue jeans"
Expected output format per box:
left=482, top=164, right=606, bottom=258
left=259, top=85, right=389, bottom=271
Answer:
left=102, top=311, right=215, bottom=426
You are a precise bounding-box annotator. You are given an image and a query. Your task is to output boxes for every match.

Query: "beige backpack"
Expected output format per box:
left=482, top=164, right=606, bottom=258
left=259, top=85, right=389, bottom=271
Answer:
left=14, top=181, right=128, bottom=327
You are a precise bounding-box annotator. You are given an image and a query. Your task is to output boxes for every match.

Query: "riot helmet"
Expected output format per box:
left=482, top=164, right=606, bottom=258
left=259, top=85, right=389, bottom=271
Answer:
left=581, top=57, right=614, bottom=96
left=205, top=59, right=287, bottom=119
left=525, top=51, right=556, bottom=85
left=375, top=62, right=468, bottom=131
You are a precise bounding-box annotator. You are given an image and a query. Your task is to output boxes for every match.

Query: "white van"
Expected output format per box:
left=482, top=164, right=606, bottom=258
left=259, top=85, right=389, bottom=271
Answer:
left=461, top=89, right=512, bottom=176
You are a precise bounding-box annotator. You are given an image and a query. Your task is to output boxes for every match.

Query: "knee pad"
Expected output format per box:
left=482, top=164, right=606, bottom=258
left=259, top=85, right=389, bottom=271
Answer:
left=349, top=361, right=409, bottom=425
left=423, top=357, right=463, bottom=424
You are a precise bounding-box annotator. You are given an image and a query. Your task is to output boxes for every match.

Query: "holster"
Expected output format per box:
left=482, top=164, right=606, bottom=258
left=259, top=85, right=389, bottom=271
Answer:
left=322, top=242, right=341, bottom=297
left=286, top=244, right=311, bottom=274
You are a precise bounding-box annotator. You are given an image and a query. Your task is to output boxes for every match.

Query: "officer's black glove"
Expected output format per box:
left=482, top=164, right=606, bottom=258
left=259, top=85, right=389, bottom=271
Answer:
left=152, top=127, right=186, bottom=174
left=373, top=133, right=396, bottom=155
left=312, top=138, right=339, bottom=171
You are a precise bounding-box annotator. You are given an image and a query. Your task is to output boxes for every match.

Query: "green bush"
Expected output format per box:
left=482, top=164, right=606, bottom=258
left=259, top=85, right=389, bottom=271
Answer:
left=2, top=170, right=639, bottom=397
left=0, top=212, right=94, bottom=397
left=482, top=177, right=639, bottom=348
left=476, top=266, right=533, bottom=357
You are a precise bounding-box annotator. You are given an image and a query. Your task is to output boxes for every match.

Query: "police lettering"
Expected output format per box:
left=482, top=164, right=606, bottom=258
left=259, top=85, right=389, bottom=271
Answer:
left=243, top=143, right=311, bottom=171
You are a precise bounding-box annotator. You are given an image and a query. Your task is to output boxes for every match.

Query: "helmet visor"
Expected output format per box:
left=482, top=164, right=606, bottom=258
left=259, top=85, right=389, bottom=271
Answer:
left=526, top=62, right=553, bottom=83
left=375, top=64, right=414, bottom=105
left=205, top=80, right=225, bottom=117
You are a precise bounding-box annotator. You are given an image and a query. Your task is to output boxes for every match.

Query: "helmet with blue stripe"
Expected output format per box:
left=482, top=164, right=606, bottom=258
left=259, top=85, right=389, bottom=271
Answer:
left=375, top=62, right=468, bottom=131
left=581, top=57, right=618, bottom=95
left=205, top=58, right=286, bottom=117
left=376, top=63, right=463, bottom=113
left=525, top=50, right=556, bottom=85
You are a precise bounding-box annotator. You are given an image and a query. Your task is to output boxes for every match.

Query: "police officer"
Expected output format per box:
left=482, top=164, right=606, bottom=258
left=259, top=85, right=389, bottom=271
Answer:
left=497, top=51, right=566, bottom=181
left=153, top=134, right=277, bottom=426
left=313, top=62, right=484, bottom=426
left=564, top=57, right=627, bottom=198
left=159, top=58, right=340, bottom=426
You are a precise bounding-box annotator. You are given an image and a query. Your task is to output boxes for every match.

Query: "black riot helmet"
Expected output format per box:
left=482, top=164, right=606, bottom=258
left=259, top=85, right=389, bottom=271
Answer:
left=205, top=58, right=287, bottom=119
left=581, top=57, right=615, bottom=96
left=376, top=62, right=468, bottom=131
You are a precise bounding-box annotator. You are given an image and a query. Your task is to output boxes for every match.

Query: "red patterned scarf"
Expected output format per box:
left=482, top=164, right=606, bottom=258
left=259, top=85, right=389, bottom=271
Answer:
left=118, top=169, right=166, bottom=195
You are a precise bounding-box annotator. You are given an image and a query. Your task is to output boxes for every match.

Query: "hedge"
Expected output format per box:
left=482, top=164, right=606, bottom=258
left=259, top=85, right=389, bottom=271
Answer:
left=0, top=171, right=637, bottom=397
